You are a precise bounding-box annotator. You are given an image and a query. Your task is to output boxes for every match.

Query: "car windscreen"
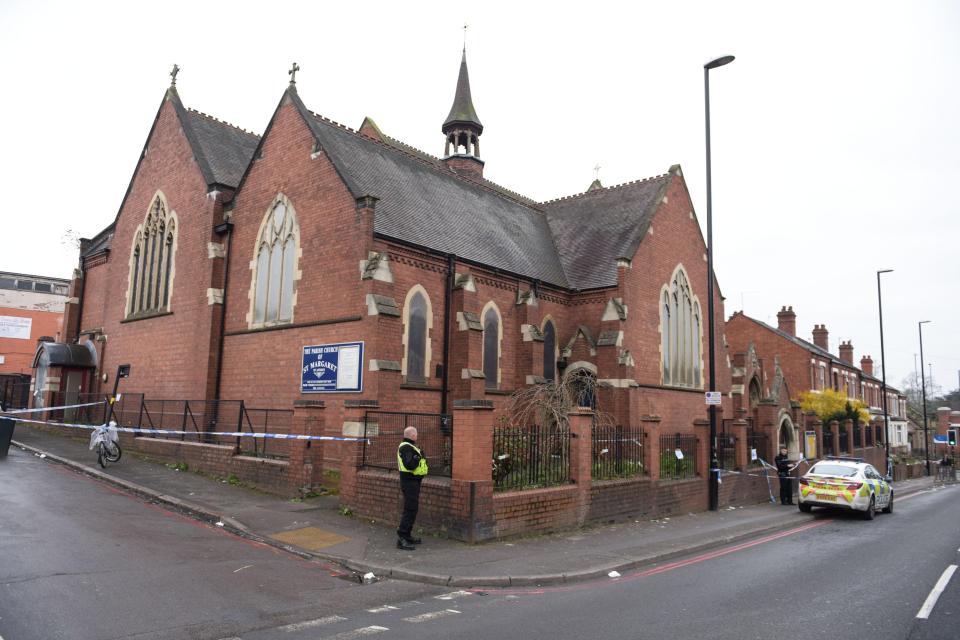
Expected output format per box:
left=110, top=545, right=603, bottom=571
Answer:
left=809, top=464, right=859, bottom=477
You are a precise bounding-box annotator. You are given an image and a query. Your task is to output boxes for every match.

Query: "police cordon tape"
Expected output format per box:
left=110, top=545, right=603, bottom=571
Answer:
left=4, top=415, right=370, bottom=443
left=710, top=456, right=816, bottom=480
left=0, top=401, right=105, bottom=415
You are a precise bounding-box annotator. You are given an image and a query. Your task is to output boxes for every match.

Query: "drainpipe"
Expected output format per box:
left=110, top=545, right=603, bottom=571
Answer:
left=211, top=217, right=234, bottom=424
left=441, top=253, right=455, bottom=415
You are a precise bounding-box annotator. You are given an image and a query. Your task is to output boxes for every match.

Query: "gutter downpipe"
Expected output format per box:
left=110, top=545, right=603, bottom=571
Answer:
left=441, top=253, right=455, bottom=415
left=211, top=217, right=234, bottom=432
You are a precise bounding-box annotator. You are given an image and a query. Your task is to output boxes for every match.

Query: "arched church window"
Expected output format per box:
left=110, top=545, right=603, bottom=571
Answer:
left=403, top=288, right=432, bottom=383
left=660, top=267, right=703, bottom=389
left=482, top=303, right=501, bottom=390
left=251, top=196, right=300, bottom=327
left=127, top=195, right=177, bottom=317
left=542, top=320, right=556, bottom=381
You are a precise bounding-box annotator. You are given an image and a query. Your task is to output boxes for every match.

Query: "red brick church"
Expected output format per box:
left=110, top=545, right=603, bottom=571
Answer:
left=33, top=51, right=763, bottom=538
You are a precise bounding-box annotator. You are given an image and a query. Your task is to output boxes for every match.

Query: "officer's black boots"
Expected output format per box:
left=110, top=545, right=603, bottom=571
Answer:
left=397, top=538, right=416, bottom=551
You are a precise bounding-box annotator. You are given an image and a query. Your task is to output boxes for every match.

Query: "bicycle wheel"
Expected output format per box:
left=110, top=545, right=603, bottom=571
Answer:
left=104, top=441, right=122, bottom=463
left=97, top=442, right=107, bottom=468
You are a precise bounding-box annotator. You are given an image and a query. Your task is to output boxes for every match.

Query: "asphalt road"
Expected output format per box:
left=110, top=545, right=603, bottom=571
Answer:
left=2, top=446, right=958, bottom=640
left=0, top=448, right=440, bottom=640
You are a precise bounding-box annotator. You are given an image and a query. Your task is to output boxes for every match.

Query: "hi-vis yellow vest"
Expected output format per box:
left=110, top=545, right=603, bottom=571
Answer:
left=397, top=442, right=428, bottom=476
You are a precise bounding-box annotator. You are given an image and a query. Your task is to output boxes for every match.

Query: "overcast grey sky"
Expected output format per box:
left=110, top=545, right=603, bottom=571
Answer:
left=1, top=0, right=957, bottom=393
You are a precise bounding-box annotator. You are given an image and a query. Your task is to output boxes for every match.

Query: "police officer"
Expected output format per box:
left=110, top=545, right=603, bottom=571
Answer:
left=397, top=426, right=428, bottom=550
left=775, top=446, right=793, bottom=505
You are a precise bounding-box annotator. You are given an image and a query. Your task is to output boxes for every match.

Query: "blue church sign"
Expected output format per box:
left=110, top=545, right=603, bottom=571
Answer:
left=301, top=341, right=364, bottom=393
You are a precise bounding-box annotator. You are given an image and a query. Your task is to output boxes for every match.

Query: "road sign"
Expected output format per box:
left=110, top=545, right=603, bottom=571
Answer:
left=705, top=391, right=722, bottom=406
left=933, top=434, right=948, bottom=444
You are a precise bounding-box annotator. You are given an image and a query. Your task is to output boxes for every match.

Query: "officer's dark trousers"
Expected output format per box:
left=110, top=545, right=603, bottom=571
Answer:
left=779, top=475, right=792, bottom=504
left=398, top=475, right=422, bottom=539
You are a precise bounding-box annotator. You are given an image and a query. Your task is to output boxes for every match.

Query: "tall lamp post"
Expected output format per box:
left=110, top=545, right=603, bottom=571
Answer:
left=704, top=53, right=735, bottom=512
left=877, top=269, right=892, bottom=470
left=919, top=320, right=931, bottom=476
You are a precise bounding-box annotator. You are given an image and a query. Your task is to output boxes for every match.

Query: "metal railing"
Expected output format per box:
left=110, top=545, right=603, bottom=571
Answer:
left=592, top=424, right=644, bottom=479
left=746, top=422, right=768, bottom=467
left=0, top=379, right=30, bottom=410
left=839, top=428, right=849, bottom=454
left=493, top=422, right=570, bottom=491
left=822, top=429, right=834, bottom=457
left=659, top=433, right=697, bottom=480
left=853, top=423, right=862, bottom=448
left=361, top=411, right=453, bottom=477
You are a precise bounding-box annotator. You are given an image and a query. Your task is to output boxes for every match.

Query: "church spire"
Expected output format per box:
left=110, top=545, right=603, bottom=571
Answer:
left=442, top=48, right=485, bottom=179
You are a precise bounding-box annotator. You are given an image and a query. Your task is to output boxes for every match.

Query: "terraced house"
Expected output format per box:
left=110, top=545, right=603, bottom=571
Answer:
left=35, top=50, right=765, bottom=539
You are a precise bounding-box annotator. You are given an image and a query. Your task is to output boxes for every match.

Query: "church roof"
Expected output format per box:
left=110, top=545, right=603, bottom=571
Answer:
left=543, top=174, right=673, bottom=289
left=284, top=88, right=676, bottom=291
left=442, top=51, right=483, bottom=133
left=296, top=100, right=568, bottom=287
left=182, top=109, right=260, bottom=189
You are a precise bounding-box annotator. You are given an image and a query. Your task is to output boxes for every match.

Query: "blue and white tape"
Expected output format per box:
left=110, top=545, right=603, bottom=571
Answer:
left=1, top=401, right=104, bottom=415
left=7, top=415, right=369, bottom=443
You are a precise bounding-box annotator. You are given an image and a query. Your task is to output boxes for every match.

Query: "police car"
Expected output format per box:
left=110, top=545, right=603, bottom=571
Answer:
left=797, top=457, right=893, bottom=520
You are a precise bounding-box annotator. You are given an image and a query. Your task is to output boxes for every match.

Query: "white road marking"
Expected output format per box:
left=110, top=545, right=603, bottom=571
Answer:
left=916, top=564, right=958, bottom=619
left=435, top=590, right=473, bottom=600
left=367, top=605, right=400, bottom=613
left=403, top=609, right=461, bottom=623
left=319, top=626, right=389, bottom=639
left=233, top=564, right=253, bottom=573
left=278, top=615, right=347, bottom=632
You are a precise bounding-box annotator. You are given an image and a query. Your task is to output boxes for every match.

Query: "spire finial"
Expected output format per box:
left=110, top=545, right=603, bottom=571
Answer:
left=169, top=64, right=180, bottom=87
left=288, top=62, right=300, bottom=86
left=463, top=22, right=468, bottom=52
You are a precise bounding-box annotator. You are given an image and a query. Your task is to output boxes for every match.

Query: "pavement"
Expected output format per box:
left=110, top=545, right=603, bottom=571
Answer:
left=7, top=422, right=938, bottom=588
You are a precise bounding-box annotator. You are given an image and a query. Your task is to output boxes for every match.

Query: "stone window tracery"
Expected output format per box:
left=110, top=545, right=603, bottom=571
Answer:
left=542, top=319, right=557, bottom=381
left=250, top=196, right=300, bottom=327
left=402, top=286, right=432, bottom=383
left=660, top=267, right=702, bottom=388
left=127, top=195, right=177, bottom=318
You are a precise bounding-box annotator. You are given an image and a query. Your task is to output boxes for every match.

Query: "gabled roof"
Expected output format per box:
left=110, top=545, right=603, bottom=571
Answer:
left=286, top=90, right=569, bottom=287
left=181, top=109, right=260, bottom=189
left=80, top=223, right=115, bottom=259
left=543, top=173, right=673, bottom=289
left=732, top=312, right=902, bottom=393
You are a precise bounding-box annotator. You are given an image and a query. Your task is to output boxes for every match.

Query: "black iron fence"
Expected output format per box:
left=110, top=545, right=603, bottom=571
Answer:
left=865, top=424, right=874, bottom=446
left=717, top=419, right=737, bottom=470
left=746, top=428, right=769, bottom=467
left=361, top=411, right=453, bottom=477
left=839, top=426, right=849, bottom=454
left=853, top=423, right=862, bottom=448
left=659, top=433, right=697, bottom=480
left=0, top=378, right=30, bottom=410
left=592, top=424, right=644, bottom=480
left=822, top=428, right=834, bottom=457
left=493, top=422, right=570, bottom=491
left=43, top=392, right=292, bottom=459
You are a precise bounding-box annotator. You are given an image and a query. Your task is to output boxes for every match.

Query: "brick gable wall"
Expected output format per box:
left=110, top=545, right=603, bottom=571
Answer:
left=78, top=97, right=224, bottom=401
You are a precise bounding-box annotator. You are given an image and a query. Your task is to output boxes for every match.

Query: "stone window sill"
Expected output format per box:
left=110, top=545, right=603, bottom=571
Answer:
left=121, top=310, right=173, bottom=324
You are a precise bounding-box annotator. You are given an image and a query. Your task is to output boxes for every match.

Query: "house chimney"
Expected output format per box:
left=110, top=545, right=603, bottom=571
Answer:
left=777, top=306, right=796, bottom=336
left=860, top=355, right=874, bottom=376
left=812, top=324, right=829, bottom=352
left=839, top=340, right=854, bottom=364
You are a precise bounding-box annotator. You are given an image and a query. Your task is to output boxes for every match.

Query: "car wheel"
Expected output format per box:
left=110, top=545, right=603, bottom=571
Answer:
left=799, top=502, right=812, bottom=513
left=882, top=492, right=893, bottom=514
left=863, top=496, right=875, bottom=520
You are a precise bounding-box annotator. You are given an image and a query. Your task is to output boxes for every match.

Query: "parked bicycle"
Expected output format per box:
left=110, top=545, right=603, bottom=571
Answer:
left=89, top=422, right=122, bottom=468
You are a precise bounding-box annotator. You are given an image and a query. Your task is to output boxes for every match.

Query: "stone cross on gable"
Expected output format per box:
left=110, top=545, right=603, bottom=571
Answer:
left=594, top=164, right=601, bottom=180
left=169, top=64, right=180, bottom=87
left=288, top=62, right=300, bottom=85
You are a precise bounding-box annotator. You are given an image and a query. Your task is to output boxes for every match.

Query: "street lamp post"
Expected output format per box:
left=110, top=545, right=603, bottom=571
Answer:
left=877, top=269, right=892, bottom=470
left=704, top=54, right=734, bottom=512
left=919, top=320, right=931, bottom=476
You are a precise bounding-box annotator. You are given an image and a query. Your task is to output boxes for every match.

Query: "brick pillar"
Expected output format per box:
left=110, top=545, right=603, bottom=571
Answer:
left=568, top=410, right=593, bottom=524
left=451, top=400, right=495, bottom=542
left=338, top=410, right=370, bottom=511
left=693, top=418, right=710, bottom=478
left=290, top=400, right=326, bottom=493
left=642, top=415, right=662, bottom=481
left=732, top=419, right=749, bottom=470
left=830, top=420, right=841, bottom=457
